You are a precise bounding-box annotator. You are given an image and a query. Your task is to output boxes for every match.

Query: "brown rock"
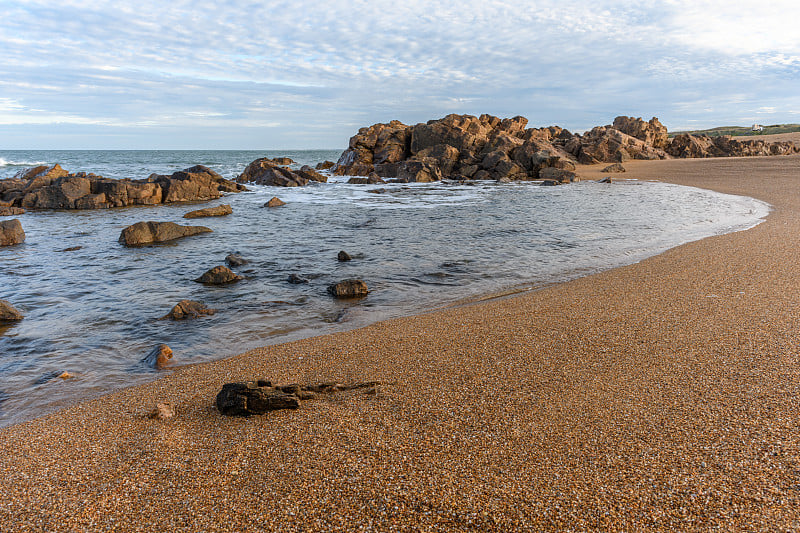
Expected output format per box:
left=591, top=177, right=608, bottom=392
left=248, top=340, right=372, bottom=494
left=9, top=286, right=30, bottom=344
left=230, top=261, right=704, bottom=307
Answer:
left=183, top=204, right=232, bottom=218
left=601, top=163, right=626, bottom=173
left=0, top=207, right=25, bottom=216
left=315, top=160, right=335, bottom=170
left=0, top=219, right=25, bottom=246
left=142, top=344, right=173, bottom=370
left=265, top=197, right=286, bottom=207
left=216, top=382, right=301, bottom=416
left=119, top=221, right=212, bottom=246
left=271, top=157, right=294, bottom=165
left=0, top=299, right=23, bottom=322
left=338, top=250, right=352, bottom=262
left=225, top=253, right=248, bottom=267
left=237, top=158, right=312, bottom=187
left=162, top=300, right=216, bottom=320
left=612, top=116, right=669, bottom=149
left=327, top=279, right=369, bottom=298
left=195, top=265, right=242, bottom=285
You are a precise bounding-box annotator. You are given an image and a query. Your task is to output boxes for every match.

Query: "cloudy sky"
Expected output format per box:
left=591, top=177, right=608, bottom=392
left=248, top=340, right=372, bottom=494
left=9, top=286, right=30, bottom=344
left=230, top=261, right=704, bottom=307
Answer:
left=1, top=0, right=799, bottom=149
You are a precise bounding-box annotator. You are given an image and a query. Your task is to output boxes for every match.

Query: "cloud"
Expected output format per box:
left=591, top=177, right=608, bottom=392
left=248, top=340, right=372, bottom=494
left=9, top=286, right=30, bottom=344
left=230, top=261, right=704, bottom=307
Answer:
left=0, top=0, right=798, bottom=148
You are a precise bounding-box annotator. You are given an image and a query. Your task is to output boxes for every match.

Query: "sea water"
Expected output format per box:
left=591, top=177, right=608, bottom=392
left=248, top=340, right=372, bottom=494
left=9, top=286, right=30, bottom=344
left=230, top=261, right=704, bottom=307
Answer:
left=0, top=150, right=769, bottom=427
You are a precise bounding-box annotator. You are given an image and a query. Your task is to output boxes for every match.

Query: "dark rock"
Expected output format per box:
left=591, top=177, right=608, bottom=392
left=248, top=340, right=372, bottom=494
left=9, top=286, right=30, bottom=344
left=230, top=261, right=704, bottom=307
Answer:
left=225, top=253, right=248, bottom=267
left=119, top=221, right=212, bottom=246
left=237, top=159, right=326, bottom=187
left=265, top=196, right=286, bottom=207
left=540, top=180, right=560, bottom=186
left=0, top=207, right=25, bottom=216
left=57, top=246, right=82, bottom=252
left=597, top=177, right=614, bottom=184
left=538, top=167, right=576, bottom=183
left=271, top=157, right=294, bottom=165
left=0, top=299, right=23, bottom=322
left=337, top=250, right=352, bottom=262
left=367, top=188, right=386, bottom=194
left=183, top=204, right=232, bottom=218
left=0, top=219, right=25, bottom=246
left=195, top=265, right=242, bottom=285
left=327, top=279, right=369, bottom=298
left=216, top=382, right=300, bottom=416
left=601, top=163, right=626, bottom=173
left=315, top=160, right=335, bottom=170
left=161, top=300, right=216, bottom=320
left=287, top=273, right=309, bottom=284
left=142, top=344, right=173, bottom=369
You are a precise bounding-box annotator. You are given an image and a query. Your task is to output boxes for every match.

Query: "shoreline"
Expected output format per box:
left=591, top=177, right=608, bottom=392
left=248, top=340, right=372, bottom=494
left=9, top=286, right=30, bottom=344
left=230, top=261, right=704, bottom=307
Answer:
left=2, top=155, right=800, bottom=530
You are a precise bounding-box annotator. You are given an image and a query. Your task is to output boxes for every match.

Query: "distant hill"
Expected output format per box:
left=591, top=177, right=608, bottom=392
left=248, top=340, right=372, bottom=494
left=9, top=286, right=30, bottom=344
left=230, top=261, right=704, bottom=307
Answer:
left=669, top=124, right=800, bottom=138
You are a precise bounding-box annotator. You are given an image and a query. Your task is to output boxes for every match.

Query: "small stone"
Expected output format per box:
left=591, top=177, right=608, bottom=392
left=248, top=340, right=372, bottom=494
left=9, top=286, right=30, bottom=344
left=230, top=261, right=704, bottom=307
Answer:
left=58, top=371, right=73, bottom=380
left=195, top=265, right=242, bottom=285
left=142, top=344, right=173, bottom=370
left=0, top=219, right=25, bottom=246
left=327, top=279, right=369, bottom=298
left=287, top=273, right=309, bottom=284
left=265, top=197, right=286, bottom=208
left=601, top=163, right=626, bottom=173
left=162, top=300, right=216, bottom=320
left=57, top=246, right=82, bottom=252
left=148, top=403, right=174, bottom=419
left=337, top=250, right=352, bottom=262
left=183, top=204, right=233, bottom=218
left=216, top=382, right=301, bottom=416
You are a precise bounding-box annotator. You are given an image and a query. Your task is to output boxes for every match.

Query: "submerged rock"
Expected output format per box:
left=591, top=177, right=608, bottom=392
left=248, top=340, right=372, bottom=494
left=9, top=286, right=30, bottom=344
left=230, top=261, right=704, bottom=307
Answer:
left=142, top=344, right=173, bottom=369
left=0, top=299, right=23, bottom=322
left=225, top=253, right=249, bottom=267
left=337, top=250, right=352, bottom=262
left=287, top=273, right=309, bottom=284
left=162, top=300, right=216, bottom=320
left=265, top=196, right=286, bottom=207
left=0, top=219, right=25, bottom=246
left=327, top=279, right=369, bottom=298
left=119, top=221, right=212, bottom=246
left=195, top=265, right=242, bottom=285
left=183, top=204, right=233, bottom=218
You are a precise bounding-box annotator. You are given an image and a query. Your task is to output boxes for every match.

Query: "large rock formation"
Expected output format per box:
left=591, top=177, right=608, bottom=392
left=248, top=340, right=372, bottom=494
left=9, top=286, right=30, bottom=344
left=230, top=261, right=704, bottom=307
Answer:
left=119, top=221, right=212, bottom=246
left=0, top=164, right=246, bottom=210
left=0, top=219, right=25, bottom=246
left=236, top=158, right=328, bottom=187
left=333, top=114, right=800, bottom=183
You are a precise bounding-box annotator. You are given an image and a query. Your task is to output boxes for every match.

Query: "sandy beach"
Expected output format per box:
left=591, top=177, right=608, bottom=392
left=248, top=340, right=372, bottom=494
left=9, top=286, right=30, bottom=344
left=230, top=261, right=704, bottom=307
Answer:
left=2, top=154, right=800, bottom=531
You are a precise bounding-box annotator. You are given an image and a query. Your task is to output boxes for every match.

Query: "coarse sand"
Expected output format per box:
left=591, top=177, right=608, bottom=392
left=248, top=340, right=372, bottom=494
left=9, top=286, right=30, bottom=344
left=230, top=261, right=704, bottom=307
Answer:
left=2, top=155, right=800, bottom=531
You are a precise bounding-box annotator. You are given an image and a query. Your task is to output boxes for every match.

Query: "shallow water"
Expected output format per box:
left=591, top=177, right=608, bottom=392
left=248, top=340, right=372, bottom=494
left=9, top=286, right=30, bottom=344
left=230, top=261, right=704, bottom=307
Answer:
left=0, top=150, right=769, bottom=427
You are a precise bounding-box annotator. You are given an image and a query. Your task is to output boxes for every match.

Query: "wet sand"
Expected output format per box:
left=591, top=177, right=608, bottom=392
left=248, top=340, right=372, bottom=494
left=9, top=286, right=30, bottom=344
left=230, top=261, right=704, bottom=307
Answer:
left=2, top=155, right=800, bottom=531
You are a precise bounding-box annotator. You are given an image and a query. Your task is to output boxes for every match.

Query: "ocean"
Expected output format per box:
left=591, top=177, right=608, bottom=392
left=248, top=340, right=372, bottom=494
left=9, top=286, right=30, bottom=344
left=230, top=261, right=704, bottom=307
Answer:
left=0, top=150, right=770, bottom=427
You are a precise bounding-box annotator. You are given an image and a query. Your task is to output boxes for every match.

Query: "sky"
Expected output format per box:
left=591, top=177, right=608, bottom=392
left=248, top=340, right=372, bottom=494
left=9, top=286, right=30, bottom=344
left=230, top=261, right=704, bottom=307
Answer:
left=1, top=0, right=799, bottom=149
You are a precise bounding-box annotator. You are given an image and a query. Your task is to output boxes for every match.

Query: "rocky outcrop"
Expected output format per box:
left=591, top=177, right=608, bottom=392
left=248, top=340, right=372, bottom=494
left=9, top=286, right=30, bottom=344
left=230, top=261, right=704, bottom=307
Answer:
left=316, top=160, right=335, bottom=170
left=183, top=204, right=232, bottom=218
left=334, top=114, right=800, bottom=183
left=161, top=300, right=216, bottom=320
left=142, top=344, right=173, bottom=370
left=0, top=219, right=25, bottom=246
left=195, top=265, right=242, bottom=284
left=328, top=279, right=369, bottom=298
left=119, top=221, right=212, bottom=246
left=236, top=158, right=327, bottom=187
left=216, top=380, right=380, bottom=416
left=0, top=207, right=25, bottom=216
left=0, top=165, right=246, bottom=210
left=0, top=299, right=23, bottom=322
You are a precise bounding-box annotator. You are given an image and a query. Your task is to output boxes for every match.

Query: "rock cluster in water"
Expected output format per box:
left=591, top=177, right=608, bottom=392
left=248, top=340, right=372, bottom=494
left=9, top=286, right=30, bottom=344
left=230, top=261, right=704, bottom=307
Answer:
left=327, top=114, right=800, bottom=184
left=235, top=158, right=328, bottom=187
left=0, top=164, right=246, bottom=210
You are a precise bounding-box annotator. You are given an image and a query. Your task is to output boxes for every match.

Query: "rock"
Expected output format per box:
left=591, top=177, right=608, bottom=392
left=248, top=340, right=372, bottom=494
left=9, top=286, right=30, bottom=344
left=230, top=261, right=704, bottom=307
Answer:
left=612, top=116, right=669, bottom=149
left=225, top=253, right=248, bottom=267
left=538, top=167, right=576, bottom=183
left=216, top=382, right=301, bottom=416
left=237, top=158, right=325, bottom=187
left=183, top=204, right=232, bottom=218
left=195, top=265, right=242, bottom=284
left=337, top=250, right=352, bottom=262
left=347, top=173, right=385, bottom=185
left=315, top=160, right=335, bottom=170
left=367, top=188, right=386, bottom=194
left=119, top=221, right=212, bottom=246
left=0, top=165, right=244, bottom=210
left=162, top=300, right=216, bottom=320
left=148, top=403, right=174, bottom=419
left=287, top=273, right=309, bottom=284
left=57, top=246, right=82, bottom=252
left=597, top=177, right=614, bottom=184
left=0, top=207, right=24, bottom=216
left=0, top=219, right=25, bottom=246
left=142, top=344, right=173, bottom=370
left=327, top=279, right=369, bottom=298
left=601, top=163, right=626, bottom=173
left=265, top=196, right=286, bottom=207
left=271, top=157, right=294, bottom=165
left=58, top=371, right=73, bottom=380
left=0, top=299, right=23, bottom=322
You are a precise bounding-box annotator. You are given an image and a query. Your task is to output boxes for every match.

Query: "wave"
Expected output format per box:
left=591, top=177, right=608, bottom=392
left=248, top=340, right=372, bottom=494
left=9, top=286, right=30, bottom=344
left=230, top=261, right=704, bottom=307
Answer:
left=0, top=158, right=48, bottom=167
